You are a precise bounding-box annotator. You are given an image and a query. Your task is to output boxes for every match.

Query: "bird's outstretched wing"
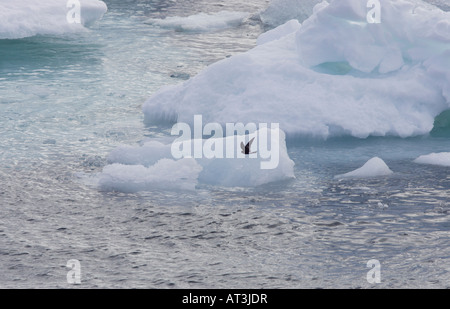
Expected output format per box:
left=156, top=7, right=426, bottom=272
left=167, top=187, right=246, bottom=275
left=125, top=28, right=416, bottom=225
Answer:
left=241, top=137, right=256, bottom=154
left=245, top=138, right=255, bottom=154
left=247, top=137, right=255, bottom=149
left=246, top=137, right=255, bottom=154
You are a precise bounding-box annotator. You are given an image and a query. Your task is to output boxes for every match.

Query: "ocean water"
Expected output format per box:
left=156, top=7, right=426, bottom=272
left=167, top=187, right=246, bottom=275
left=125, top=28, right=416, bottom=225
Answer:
left=1, top=0, right=449, bottom=289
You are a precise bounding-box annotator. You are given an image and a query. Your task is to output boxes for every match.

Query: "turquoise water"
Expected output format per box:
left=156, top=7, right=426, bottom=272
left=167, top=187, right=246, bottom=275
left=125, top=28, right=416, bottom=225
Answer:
left=0, top=0, right=449, bottom=288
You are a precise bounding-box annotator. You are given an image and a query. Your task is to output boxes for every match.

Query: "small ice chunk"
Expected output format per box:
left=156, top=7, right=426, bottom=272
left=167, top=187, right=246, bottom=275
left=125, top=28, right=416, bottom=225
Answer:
left=414, top=152, right=450, bottom=166
left=146, top=11, right=249, bottom=32
left=335, top=157, right=393, bottom=179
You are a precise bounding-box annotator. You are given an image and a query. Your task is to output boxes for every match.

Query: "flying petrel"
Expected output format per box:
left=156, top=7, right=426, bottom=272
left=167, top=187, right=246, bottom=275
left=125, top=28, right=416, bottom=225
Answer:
left=241, top=137, right=256, bottom=155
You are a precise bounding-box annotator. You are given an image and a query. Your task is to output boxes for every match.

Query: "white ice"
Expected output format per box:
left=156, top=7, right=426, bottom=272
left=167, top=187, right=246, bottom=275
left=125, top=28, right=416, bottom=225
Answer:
left=98, top=158, right=203, bottom=193
left=335, top=157, right=394, bottom=179
left=259, top=0, right=450, bottom=28
left=414, top=152, right=450, bottom=166
left=146, top=11, right=250, bottom=32
left=95, top=128, right=295, bottom=192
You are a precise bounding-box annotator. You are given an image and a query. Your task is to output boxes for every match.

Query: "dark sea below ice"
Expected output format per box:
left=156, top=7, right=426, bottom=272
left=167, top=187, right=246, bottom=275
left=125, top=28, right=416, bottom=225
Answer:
left=0, top=0, right=449, bottom=288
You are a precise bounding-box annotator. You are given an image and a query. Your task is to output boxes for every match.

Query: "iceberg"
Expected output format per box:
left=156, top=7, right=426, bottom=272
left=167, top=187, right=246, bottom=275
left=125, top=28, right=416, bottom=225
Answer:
left=146, top=11, right=250, bottom=33
left=143, top=0, right=450, bottom=140
left=414, top=152, right=450, bottom=166
left=259, top=0, right=450, bottom=28
left=335, top=157, right=394, bottom=179
left=0, top=0, right=107, bottom=39
left=95, top=128, right=295, bottom=192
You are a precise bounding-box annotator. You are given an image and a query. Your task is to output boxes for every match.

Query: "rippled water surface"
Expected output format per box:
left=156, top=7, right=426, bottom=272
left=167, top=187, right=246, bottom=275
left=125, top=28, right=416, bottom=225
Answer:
left=0, top=0, right=449, bottom=288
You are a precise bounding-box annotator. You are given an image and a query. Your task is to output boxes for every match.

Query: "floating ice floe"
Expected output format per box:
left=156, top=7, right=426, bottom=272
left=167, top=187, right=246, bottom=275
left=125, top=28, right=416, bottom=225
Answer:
left=94, top=128, right=295, bottom=192
left=335, top=157, right=394, bottom=179
left=414, top=152, right=450, bottom=166
left=0, top=0, right=107, bottom=39
left=146, top=11, right=250, bottom=32
left=143, top=0, right=450, bottom=140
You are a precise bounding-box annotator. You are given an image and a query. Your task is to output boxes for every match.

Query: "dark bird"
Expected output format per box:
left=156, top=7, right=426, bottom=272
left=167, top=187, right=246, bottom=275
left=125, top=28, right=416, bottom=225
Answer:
left=241, top=137, right=256, bottom=155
